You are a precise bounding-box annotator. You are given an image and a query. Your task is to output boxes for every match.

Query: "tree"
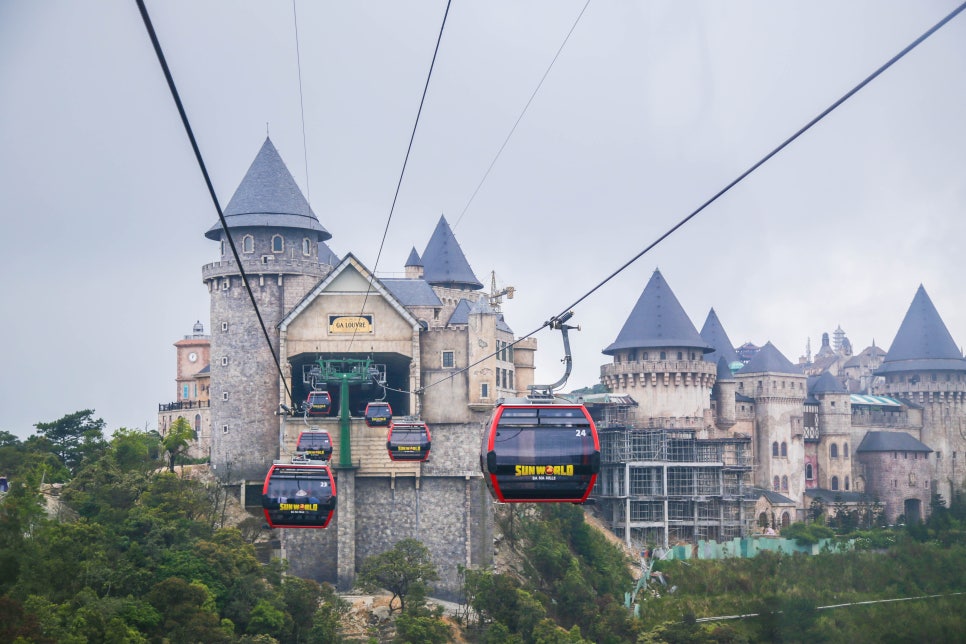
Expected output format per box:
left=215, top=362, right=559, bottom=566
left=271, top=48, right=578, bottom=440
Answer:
left=163, top=417, right=194, bottom=472
left=33, top=410, right=107, bottom=475
left=358, top=538, right=438, bottom=614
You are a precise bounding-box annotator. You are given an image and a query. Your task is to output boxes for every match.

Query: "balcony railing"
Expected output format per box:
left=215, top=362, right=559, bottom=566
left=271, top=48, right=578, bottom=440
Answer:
left=159, top=400, right=211, bottom=412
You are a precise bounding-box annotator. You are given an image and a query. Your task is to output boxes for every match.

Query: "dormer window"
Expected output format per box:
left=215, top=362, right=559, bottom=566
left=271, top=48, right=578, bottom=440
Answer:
left=272, top=235, right=284, bottom=253
left=243, top=235, right=254, bottom=253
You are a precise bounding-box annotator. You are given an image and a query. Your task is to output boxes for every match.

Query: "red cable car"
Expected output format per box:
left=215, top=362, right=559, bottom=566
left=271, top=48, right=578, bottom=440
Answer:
left=295, top=430, right=333, bottom=462
left=481, top=402, right=600, bottom=503
left=365, top=401, right=393, bottom=428
left=261, top=463, right=336, bottom=528
left=305, top=390, right=331, bottom=416
left=387, top=421, right=431, bottom=462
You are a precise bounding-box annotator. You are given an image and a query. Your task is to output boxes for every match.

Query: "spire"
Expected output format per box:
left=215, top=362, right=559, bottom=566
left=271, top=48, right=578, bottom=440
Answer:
left=700, top=308, right=741, bottom=365
left=205, top=137, right=331, bottom=241
left=405, top=247, right=422, bottom=267
left=603, top=269, right=712, bottom=355
left=877, top=285, right=966, bottom=374
left=420, top=215, right=483, bottom=290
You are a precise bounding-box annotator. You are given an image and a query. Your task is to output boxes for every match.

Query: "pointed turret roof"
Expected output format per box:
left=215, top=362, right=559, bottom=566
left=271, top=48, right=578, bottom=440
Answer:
left=420, top=215, right=483, bottom=290
left=603, top=269, right=712, bottom=356
left=405, top=247, right=422, bottom=267
left=205, top=137, right=331, bottom=241
left=741, top=341, right=800, bottom=374
left=877, top=285, right=966, bottom=374
left=810, top=370, right=847, bottom=394
left=701, top=308, right=741, bottom=365
left=716, top=355, right=735, bottom=381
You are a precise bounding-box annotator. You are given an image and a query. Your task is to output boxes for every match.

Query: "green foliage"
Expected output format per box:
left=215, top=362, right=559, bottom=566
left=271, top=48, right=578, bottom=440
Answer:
left=393, top=603, right=451, bottom=644
left=163, top=417, right=195, bottom=473
left=358, top=538, right=439, bottom=613
left=781, top=520, right=834, bottom=546
left=32, top=410, right=108, bottom=476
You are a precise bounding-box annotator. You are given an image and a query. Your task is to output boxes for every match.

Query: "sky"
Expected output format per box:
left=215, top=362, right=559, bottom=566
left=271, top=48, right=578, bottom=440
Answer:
left=1, top=1, right=965, bottom=439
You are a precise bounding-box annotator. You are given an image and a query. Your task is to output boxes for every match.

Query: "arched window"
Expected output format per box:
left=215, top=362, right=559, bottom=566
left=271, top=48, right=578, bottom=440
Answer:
left=781, top=442, right=788, bottom=458
left=831, top=476, right=839, bottom=491
left=781, top=512, right=790, bottom=528
left=772, top=442, right=779, bottom=457
left=781, top=475, right=788, bottom=491
left=759, top=512, right=769, bottom=528
left=242, top=235, right=254, bottom=253
left=194, top=414, right=201, bottom=434
left=844, top=442, right=850, bottom=459
left=272, top=234, right=284, bottom=253
left=845, top=476, right=850, bottom=491
left=302, top=238, right=312, bottom=256
left=773, top=476, right=780, bottom=491
left=805, top=463, right=813, bottom=480
left=830, top=443, right=839, bottom=459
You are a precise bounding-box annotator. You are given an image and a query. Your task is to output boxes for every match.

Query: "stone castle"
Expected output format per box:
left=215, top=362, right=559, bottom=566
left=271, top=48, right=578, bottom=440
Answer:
left=159, top=137, right=966, bottom=594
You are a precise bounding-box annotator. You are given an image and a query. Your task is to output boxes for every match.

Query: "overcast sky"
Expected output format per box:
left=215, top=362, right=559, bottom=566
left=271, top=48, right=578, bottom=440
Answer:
left=1, top=1, right=964, bottom=439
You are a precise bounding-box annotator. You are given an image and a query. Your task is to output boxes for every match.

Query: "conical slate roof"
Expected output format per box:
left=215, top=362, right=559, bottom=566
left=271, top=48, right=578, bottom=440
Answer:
left=876, top=285, right=966, bottom=374
left=741, top=341, right=800, bottom=374
left=205, top=137, right=331, bottom=241
left=405, top=247, right=422, bottom=267
left=716, top=355, right=735, bottom=381
left=701, top=308, right=741, bottom=365
left=421, top=215, right=483, bottom=290
left=603, top=269, right=712, bottom=356
left=810, top=370, right=847, bottom=394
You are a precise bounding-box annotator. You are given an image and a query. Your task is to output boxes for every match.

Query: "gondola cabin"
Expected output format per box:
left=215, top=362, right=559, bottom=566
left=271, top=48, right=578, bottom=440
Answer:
left=481, top=403, right=600, bottom=503
left=365, top=402, right=392, bottom=428
left=386, top=421, right=431, bottom=462
left=261, top=463, right=336, bottom=528
left=295, top=430, right=333, bottom=462
left=305, top=390, right=332, bottom=416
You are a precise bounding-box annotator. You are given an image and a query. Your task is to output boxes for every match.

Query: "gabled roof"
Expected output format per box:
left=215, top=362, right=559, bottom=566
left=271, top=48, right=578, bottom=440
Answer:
left=206, top=137, right=331, bottom=241
left=381, top=278, right=442, bottom=306
left=421, top=215, right=483, bottom=290
left=701, top=308, right=740, bottom=365
left=877, top=285, right=966, bottom=375
left=856, top=431, right=932, bottom=453
left=279, top=253, right=420, bottom=333
left=603, top=269, right=712, bottom=356
left=751, top=488, right=796, bottom=505
left=810, top=370, right=847, bottom=394
left=740, top=341, right=800, bottom=375
left=497, top=314, right=513, bottom=334
left=405, top=247, right=422, bottom=267
left=447, top=299, right=472, bottom=325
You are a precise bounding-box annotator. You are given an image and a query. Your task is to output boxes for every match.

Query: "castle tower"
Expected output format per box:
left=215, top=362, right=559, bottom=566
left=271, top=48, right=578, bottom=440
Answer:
left=404, top=247, right=423, bottom=279
left=700, top=308, right=742, bottom=430
left=600, top=269, right=715, bottom=426
left=735, top=342, right=807, bottom=500
left=202, top=137, right=334, bottom=482
left=874, top=285, right=966, bottom=503
left=809, top=370, right=851, bottom=492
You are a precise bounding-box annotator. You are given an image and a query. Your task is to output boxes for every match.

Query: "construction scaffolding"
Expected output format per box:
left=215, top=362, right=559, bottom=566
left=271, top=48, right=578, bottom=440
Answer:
left=593, top=427, right=756, bottom=550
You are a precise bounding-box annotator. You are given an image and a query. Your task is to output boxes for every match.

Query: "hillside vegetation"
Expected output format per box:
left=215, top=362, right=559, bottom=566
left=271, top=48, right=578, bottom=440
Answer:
left=2, top=411, right=966, bottom=643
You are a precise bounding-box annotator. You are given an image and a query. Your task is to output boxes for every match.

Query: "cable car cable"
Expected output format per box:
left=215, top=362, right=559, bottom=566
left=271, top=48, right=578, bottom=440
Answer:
left=419, top=2, right=966, bottom=395
left=135, top=0, right=296, bottom=406
left=347, top=0, right=453, bottom=353
left=540, top=0, right=966, bottom=328
left=292, top=0, right=312, bottom=204
left=452, top=0, right=592, bottom=231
